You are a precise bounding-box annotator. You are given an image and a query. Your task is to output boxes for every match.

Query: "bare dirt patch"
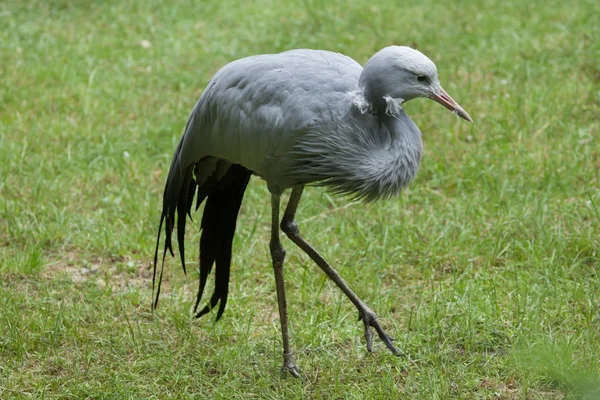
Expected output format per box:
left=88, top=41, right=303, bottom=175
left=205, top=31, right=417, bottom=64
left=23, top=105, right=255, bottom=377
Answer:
left=41, top=252, right=155, bottom=292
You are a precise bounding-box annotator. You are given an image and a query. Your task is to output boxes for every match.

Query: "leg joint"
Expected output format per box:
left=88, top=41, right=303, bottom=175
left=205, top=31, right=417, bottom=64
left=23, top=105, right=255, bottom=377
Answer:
left=269, top=239, right=286, bottom=266
left=281, top=217, right=299, bottom=237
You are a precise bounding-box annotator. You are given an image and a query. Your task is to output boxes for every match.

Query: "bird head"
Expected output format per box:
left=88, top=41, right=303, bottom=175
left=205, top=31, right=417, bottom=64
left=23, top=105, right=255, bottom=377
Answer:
left=359, top=46, right=472, bottom=122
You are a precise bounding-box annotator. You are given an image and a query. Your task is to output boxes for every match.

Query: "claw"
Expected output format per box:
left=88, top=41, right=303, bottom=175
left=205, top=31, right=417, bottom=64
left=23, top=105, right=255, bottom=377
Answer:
left=359, top=307, right=400, bottom=355
left=281, top=361, right=301, bottom=379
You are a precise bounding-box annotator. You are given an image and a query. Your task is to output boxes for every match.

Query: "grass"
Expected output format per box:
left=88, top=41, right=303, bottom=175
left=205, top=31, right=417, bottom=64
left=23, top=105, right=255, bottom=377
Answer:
left=1, top=0, right=599, bottom=398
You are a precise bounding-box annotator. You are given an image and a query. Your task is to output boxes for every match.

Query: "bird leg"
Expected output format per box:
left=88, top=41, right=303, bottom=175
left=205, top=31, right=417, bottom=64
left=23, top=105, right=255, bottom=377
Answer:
left=281, top=186, right=399, bottom=355
left=269, top=194, right=301, bottom=378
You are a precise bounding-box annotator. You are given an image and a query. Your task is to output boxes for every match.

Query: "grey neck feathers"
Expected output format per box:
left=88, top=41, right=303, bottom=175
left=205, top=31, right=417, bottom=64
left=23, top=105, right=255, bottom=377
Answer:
left=349, top=88, right=404, bottom=117
left=288, top=109, right=423, bottom=202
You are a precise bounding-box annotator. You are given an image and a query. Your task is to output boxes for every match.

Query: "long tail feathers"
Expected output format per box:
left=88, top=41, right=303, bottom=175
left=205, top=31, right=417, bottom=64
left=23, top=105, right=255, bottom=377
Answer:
left=153, top=158, right=250, bottom=322
left=176, top=168, right=195, bottom=276
left=152, top=213, right=167, bottom=310
left=193, top=165, right=251, bottom=321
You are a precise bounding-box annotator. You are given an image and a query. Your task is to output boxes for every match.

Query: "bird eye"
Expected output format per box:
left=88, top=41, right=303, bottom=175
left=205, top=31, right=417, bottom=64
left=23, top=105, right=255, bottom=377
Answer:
left=417, top=75, right=428, bottom=83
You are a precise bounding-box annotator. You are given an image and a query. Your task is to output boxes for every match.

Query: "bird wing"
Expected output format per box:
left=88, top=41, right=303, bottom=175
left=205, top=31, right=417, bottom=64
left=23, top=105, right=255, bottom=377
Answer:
left=179, top=50, right=363, bottom=179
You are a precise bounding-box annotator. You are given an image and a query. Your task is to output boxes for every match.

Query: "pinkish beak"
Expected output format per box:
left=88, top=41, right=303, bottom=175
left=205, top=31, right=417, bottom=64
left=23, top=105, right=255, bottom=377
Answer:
left=429, top=86, right=473, bottom=123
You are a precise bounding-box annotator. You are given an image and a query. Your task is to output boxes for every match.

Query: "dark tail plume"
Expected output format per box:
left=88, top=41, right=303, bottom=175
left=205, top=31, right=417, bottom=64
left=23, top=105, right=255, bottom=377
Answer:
left=193, top=165, right=251, bottom=321
left=153, top=115, right=194, bottom=310
left=153, top=151, right=251, bottom=321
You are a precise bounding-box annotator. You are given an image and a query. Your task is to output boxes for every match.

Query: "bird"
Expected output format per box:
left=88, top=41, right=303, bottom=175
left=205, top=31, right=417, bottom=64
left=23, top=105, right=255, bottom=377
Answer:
left=153, top=45, right=472, bottom=377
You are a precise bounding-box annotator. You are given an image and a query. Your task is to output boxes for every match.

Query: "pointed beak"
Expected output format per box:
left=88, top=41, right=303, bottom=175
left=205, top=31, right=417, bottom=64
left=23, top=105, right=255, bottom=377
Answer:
left=429, top=86, right=473, bottom=123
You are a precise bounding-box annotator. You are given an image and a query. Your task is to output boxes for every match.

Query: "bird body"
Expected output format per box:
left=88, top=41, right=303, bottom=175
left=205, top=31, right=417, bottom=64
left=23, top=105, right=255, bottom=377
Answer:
left=177, top=50, right=361, bottom=190
left=167, top=48, right=427, bottom=200
left=154, top=46, right=472, bottom=377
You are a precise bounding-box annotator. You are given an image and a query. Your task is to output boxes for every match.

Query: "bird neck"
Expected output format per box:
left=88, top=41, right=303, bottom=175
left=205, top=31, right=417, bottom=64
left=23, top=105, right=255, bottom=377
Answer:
left=288, top=108, right=423, bottom=201
left=357, top=112, right=423, bottom=200
left=349, top=87, right=405, bottom=117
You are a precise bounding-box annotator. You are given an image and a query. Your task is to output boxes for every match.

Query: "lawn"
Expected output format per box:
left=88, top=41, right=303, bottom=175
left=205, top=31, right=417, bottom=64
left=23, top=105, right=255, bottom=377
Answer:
left=1, top=0, right=599, bottom=398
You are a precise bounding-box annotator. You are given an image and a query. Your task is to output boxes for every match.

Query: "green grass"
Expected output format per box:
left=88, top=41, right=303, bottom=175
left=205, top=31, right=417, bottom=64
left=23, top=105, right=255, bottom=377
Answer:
left=1, top=0, right=599, bottom=398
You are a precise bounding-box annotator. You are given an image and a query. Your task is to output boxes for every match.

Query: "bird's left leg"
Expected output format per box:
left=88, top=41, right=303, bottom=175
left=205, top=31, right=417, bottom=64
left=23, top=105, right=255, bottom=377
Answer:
left=281, top=186, right=399, bottom=355
left=270, top=194, right=301, bottom=378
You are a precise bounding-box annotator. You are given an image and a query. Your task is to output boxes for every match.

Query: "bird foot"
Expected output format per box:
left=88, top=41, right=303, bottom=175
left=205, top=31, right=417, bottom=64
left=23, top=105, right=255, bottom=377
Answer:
left=280, top=359, right=301, bottom=379
left=358, top=306, right=400, bottom=355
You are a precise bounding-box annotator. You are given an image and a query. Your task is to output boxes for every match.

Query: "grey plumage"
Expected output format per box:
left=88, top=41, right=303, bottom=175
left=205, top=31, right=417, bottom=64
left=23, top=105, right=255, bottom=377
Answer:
left=153, top=46, right=472, bottom=376
left=287, top=111, right=422, bottom=202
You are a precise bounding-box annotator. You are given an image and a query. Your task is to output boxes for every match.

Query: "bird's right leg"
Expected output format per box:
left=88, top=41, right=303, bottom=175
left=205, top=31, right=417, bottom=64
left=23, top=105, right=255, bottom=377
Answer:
left=281, top=186, right=399, bottom=356
left=270, top=194, right=301, bottom=378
